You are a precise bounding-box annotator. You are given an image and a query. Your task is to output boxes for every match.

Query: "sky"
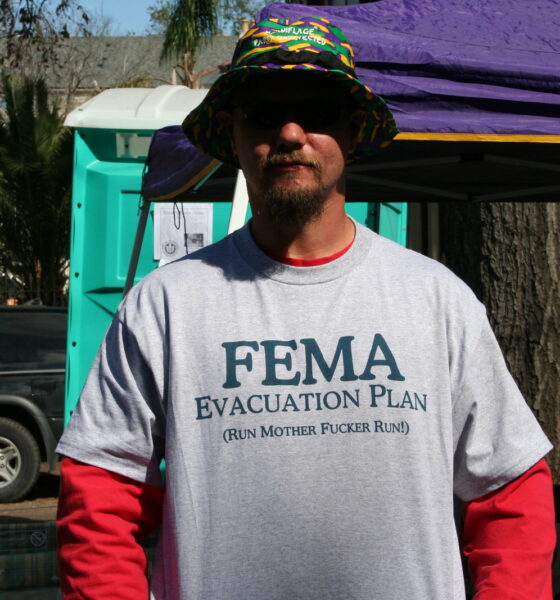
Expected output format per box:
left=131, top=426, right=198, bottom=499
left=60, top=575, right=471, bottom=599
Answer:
left=81, top=0, right=156, bottom=35
left=79, top=0, right=270, bottom=36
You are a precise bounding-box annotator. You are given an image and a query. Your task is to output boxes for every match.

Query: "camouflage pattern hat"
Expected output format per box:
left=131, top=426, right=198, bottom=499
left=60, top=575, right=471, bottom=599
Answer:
left=182, top=16, right=398, bottom=166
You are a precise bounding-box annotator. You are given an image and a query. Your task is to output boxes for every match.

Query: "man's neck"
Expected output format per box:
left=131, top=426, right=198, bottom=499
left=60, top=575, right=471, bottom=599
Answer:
left=249, top=202, right=355, bottom=260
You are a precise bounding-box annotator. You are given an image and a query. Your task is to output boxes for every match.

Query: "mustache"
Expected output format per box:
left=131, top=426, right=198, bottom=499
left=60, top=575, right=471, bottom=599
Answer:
left=261, top=153, right=321, bottom=170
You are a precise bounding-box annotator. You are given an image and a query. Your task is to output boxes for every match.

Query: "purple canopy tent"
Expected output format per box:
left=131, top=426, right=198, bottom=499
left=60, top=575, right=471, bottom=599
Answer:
left=253, top=0, right=560, bottom=208
left=133, top=0, right=559, bottom=286
left=142, top=0, right=560, bottom=206
left=260, top=0, right=560, bottom=140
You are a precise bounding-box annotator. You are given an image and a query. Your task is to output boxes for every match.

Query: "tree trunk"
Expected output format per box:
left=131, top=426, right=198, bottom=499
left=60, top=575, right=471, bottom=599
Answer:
left=183, top=51, right=199, bottom=88
left=440, top=202, right=560, bottom=481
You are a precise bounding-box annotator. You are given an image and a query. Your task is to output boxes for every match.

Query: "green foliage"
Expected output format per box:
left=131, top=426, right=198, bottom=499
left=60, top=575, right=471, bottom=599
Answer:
left=148, top=0, right=175, bottom=34
left=0, top=74, right=73, bottom=305
left=219, top=0, right=267, bottom=34
left=160, top=0, right=217, bottom=64
left=149, top=0, right=267, bottom=38
left=153, top=0, right=266, bottom=87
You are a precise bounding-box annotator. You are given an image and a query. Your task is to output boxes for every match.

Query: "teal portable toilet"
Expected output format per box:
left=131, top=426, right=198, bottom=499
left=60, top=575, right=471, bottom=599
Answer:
left=64, top=86, right=217, bottom=422
left=64, top=85, right=407, bottom=423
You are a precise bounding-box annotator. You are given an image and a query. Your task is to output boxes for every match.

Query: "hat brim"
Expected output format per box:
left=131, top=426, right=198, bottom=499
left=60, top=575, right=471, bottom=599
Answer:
left=182, top=65, right=398, bottom=167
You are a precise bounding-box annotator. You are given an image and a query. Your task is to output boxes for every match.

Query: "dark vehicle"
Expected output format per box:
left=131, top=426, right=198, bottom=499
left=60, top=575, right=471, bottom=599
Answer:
left=0, top=306, right=67, bottom=502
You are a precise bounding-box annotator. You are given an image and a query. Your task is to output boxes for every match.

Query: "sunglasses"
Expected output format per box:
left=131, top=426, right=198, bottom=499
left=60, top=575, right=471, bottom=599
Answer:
left=231, top=100, right=354, bottom=131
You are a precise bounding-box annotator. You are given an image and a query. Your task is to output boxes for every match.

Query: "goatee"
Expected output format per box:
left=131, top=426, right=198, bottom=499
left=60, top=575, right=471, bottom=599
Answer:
left=258, top=153, right=327, bottom=227
left=260, top=185, right=328, bottom=227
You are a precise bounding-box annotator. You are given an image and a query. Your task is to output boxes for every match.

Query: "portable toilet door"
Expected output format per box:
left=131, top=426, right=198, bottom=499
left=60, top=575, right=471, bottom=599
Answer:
left=63, top=86, right=227, bottom=421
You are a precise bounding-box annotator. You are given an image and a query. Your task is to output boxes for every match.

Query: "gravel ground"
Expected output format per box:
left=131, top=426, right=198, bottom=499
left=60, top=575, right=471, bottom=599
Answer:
left=0, top=464, right=59, bottom=524
left=0, top=465, right=60, bottom=597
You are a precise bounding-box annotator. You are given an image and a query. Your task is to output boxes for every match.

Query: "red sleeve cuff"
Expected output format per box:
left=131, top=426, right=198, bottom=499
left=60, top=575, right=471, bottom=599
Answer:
left=57, top=457, right=164, bottom=599
left=462, top=458, right=555, bottom=600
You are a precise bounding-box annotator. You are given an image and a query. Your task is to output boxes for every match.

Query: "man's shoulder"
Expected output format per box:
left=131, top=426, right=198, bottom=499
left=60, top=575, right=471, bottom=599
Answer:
left=359, top=224, right=482, bottom=307
left=115, top=232, right=243, bottom=323
left=361, top=224, right=457, bottom=276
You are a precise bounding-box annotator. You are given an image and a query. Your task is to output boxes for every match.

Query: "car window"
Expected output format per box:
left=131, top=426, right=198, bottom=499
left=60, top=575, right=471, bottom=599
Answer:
left=0, top=311, right=67, bottom=371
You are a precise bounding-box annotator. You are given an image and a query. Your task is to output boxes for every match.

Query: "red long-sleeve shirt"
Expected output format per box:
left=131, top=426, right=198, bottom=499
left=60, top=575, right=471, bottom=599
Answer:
left=57, top=246, right=556, bottom=598
left=463, top=458, right=555, bottom=599
left=57, top=459, right=164, bottom=599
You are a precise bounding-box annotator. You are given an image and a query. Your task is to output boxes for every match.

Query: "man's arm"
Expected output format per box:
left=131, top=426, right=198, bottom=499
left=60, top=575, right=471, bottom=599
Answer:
left=57, top=457, right=164, bottom=600
left=463, top=458, right=556, bottom=600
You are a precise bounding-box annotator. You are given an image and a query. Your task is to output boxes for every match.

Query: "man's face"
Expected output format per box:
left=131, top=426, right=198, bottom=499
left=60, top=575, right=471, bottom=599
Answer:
left=225, top=73, right=362, bottom=227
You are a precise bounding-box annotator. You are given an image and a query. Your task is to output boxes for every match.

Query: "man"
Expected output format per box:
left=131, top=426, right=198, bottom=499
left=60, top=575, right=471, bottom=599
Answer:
left=57, top=16, right=555, bottom=600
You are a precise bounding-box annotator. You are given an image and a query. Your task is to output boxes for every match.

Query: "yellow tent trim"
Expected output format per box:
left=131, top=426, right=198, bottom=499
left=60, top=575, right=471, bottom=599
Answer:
left=395, top=132, right=560, bottom=144
left=147, top=159, right=222, bottom=203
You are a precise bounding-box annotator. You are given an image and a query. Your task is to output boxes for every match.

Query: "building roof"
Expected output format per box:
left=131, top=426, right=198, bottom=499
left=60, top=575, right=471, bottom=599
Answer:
left=44, top=34, right=237, bottom=93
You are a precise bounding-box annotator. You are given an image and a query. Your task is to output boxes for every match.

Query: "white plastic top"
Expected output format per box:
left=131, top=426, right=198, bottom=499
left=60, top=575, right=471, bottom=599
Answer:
left=64, top=85, right=208, bottom=129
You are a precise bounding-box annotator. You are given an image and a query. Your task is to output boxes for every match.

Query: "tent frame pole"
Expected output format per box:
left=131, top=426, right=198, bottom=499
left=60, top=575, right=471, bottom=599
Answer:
left=124, top=198, right=151, bottom=296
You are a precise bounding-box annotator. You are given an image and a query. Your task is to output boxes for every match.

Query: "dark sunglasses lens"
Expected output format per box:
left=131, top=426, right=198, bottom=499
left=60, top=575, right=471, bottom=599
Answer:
left=298, top=104, right=341, bottom=129
left=243, top=103, right=283, bottom=129
left=240, top=102, right=344, bottom=130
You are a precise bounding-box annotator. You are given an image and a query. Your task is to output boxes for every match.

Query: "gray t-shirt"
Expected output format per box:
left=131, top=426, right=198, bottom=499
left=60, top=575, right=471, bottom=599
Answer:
left=58, top=221, right=551, bottom=600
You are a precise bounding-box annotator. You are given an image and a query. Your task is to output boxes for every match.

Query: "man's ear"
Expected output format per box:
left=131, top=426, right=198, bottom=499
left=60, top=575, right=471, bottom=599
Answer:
left=217, top=110, right=237, bottom=156
left=349, top=109, right=367, bottom=153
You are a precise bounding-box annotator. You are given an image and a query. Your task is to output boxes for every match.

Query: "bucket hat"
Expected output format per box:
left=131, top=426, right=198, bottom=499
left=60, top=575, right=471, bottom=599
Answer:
left=182, top=16, right=398, bottom=166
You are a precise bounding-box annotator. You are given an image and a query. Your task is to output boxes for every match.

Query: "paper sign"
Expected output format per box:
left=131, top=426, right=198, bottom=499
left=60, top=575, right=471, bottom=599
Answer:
left=154, top=203, right=213, bottom=266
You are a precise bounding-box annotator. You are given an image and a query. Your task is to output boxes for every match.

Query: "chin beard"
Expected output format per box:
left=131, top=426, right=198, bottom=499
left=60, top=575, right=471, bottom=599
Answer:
left=259, top=184, right=329, bottom=227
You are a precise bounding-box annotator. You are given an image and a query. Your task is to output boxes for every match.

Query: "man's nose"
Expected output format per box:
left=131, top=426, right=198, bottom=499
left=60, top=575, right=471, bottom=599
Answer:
left=275, top=119, right=306, bottom=150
